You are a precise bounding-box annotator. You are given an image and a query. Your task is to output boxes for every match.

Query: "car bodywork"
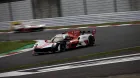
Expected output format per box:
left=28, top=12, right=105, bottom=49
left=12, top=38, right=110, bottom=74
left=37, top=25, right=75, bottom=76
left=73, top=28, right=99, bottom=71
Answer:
left=11, top=21, right=45, bottom=32
left=33, top=29, right=96, bottom=55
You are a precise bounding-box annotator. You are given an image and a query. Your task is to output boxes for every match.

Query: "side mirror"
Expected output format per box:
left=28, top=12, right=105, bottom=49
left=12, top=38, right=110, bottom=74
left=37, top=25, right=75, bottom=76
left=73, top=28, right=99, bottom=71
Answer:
left=78, top=37, right=80, bottom=40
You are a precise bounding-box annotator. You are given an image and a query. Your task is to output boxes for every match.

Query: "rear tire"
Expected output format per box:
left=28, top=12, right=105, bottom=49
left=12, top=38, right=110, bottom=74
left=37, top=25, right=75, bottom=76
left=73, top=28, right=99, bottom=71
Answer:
left=88, top=36, right=95, bottom=46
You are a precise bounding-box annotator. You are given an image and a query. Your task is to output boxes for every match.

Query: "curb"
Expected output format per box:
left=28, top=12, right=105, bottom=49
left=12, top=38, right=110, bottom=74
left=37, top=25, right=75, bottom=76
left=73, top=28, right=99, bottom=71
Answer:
left=0, top=48, right=33, bottom=58
left=0, top=44, right=34, bottom=58
left=0, top=31, right=13, bottom=34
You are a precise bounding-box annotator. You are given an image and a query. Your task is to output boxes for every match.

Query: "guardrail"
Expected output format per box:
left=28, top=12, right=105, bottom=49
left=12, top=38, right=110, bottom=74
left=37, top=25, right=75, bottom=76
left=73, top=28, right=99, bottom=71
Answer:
left=0, top=11, right=140, bottom=30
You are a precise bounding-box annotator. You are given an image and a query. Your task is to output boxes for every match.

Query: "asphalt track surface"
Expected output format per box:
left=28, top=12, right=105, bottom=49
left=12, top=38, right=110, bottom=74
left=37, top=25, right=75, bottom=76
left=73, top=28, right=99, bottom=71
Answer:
left=7, top=60, right=140, bottom=78
left=0, top=25, right=140, bottom=72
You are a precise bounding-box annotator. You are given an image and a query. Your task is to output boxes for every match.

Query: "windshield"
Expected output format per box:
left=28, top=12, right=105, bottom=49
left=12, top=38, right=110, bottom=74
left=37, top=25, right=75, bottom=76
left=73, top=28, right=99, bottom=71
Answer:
left=52, top=37, right=64, bottom=43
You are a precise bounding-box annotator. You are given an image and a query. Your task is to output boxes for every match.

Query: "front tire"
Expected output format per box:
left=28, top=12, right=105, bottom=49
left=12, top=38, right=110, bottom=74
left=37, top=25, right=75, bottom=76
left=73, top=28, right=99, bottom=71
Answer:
left=88, top=36, right=95, bottom=46
left=57, top=42, right=66, bottom=52
left=32, top=52, right=38, bottom=56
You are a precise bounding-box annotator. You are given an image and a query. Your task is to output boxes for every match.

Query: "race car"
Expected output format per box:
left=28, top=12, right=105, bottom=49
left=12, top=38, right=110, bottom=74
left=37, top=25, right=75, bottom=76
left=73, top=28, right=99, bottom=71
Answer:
left=11, top=21, right=45, bottom=33
left=32, top=29, right=96, bottom=56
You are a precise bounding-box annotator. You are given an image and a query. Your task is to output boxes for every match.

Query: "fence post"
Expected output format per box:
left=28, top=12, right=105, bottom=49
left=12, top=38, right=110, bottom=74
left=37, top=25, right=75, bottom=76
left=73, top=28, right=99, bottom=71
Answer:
left=8, top=2, right=13, bottom=21
left=83, top=0, right=88, bottom=15
left=114, top=0, right=117, bottom=12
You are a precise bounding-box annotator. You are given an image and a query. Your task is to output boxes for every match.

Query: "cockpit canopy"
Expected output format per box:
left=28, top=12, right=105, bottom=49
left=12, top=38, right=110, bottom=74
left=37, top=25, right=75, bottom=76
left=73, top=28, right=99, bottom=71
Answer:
left=50, top=34, right=72, bottom=43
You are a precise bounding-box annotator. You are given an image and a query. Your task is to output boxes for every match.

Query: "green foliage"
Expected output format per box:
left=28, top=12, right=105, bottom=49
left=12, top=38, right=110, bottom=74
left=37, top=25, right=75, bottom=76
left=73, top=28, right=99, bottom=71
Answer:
left=0, top=40, right=35, bottom=54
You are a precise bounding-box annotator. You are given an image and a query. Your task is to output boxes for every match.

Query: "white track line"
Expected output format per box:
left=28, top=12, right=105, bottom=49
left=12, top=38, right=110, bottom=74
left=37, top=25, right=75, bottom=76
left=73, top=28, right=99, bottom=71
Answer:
left=0, top=48, right=33, bottom=59
left=19, top=52, right=140, bottom=71
left=1, top=53, right=140, bottom=77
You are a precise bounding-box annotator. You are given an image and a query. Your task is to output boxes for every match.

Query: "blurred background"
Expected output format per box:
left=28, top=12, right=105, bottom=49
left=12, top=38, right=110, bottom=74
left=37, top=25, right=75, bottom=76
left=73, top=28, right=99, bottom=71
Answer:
left=0, top=0, right=140, bottom=22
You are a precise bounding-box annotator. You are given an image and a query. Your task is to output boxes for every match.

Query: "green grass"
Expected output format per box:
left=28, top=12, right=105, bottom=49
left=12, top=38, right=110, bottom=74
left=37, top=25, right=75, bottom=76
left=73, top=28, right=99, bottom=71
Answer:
left=0, top=30, right=11, bottom=32
left=0, top=46, right=140, bottom=72
left=0, top=40, right=35, bottom=54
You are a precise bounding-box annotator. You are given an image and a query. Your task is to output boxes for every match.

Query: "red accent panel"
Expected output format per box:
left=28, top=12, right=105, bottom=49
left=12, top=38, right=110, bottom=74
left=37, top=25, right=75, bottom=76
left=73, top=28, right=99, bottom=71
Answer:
left=84, top=40, right=88, bottom=45
left=20, top=28, right=30, bottom=32
left=7, top=52, right=18, bottom=55
left=67, top=30, right=80, bottom=38
left=45, top=40, right=48, bottom=42
left=68, top=38, right=79, bottom=48
left=92, top=28, right=96, bottom=36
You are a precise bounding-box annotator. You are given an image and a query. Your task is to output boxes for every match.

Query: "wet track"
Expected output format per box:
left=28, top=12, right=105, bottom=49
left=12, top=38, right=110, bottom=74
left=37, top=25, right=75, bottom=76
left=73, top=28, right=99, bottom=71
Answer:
left=0, top=25, right=140, bottom=69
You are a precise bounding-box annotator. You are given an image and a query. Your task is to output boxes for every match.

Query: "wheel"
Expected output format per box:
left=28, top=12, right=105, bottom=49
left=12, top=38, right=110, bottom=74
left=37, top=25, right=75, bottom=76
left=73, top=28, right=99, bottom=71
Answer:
left=39, top=27, right=44, bottom=31
left=23, top=28, right=30, bottom=32
left=32, top=50, right=39, bottom=56
left=14, top=30, right=19, bottom=33
left=57, top=42, right=66, bottom=52
left=32, top=52, right=38, bottom=56
left=88, top=36, right=95, bottom=46
left=36, top=27, right=44, bottom=32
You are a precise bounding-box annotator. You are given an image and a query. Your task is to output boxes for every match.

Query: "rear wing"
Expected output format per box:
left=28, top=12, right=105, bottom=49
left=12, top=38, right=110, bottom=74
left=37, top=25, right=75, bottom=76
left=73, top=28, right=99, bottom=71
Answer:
left=80, top=28, right=96, bottom=36
left=92, top=28, right=96, bottom=36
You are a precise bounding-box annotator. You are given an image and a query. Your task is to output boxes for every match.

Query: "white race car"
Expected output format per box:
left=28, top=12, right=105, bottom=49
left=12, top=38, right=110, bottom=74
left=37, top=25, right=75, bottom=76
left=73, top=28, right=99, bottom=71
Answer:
left=11, top=21, right=45, bottom=32
left=32, top=29, right=96, bottom=56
